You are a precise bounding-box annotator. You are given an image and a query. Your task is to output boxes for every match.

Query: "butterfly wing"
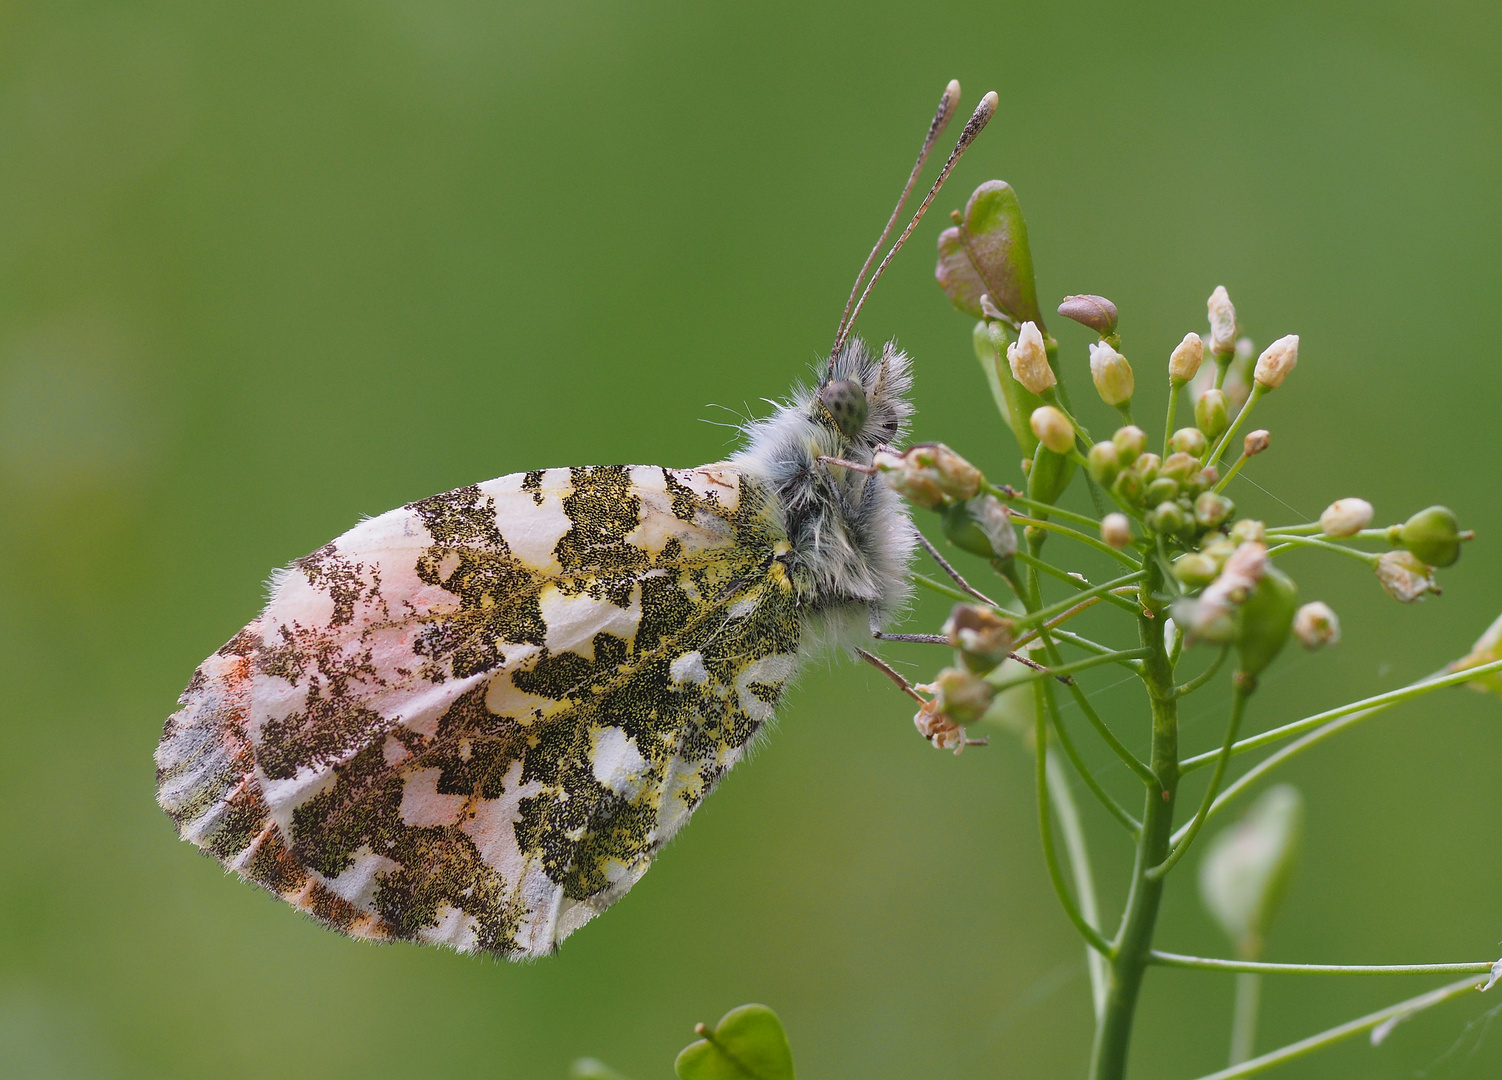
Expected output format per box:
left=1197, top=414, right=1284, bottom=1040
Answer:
left=156, top=465, right=799, bottom=957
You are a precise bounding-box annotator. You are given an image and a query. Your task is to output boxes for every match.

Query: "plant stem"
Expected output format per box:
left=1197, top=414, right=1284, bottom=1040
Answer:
left=911, top=572, right=995, bottom=608
left=1018, top=570, right=1149, bottom=629
left=1009, top=512, right=1142, bottom=568
left=1015, top=552, right=1144, bottom=615
left=1208, top=383, right=1266, bottom=467
left=1047, top=747, right=1110, bottom=1022
left=990, top=648, right=1153, bottom=695
left=1184, top=975, right=1485, bottom=1080
left=1172, top=647, right=1229, bottom=698
left=1088, top=558, right=1178, bottom=1080
left=1163, top=377, right=1184, bottom=459
left=986, top=483, right=1103, bottom=530
left=1046, top=683, right=1142, bottom=835
left=1147, top=683, right=1249, bottom=881
left=1148, top=953, right=1496, bottom=976
left=1263, top=533, right=1378, bottom=566
left=1177, top=658, right=1502, bottom=774
left=1230, top=972, right=1260, bottom=1066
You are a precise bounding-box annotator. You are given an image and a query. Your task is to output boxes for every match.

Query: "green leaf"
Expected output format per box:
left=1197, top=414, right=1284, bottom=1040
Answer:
left=674, top=1005, right=795, bottom=1080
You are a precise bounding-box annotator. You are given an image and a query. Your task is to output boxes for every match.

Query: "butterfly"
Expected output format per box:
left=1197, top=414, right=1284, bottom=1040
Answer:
left=154, top=82, right=997, bottom=959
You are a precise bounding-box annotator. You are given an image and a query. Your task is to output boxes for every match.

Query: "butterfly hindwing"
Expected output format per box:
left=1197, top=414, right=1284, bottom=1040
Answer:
left=156, top=464, right=799, bottom=957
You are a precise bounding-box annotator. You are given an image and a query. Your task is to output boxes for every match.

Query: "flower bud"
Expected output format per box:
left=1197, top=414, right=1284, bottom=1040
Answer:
left=1087, top=441, right=1121, bottom=485
left=943, top=604, right=1016, bottom=674
left=1145, top=477, right=1179, bottom=505
left=1207, top=286, right=1238, bottom=358
left=1148, top=500, right=1189, bottom=536
left=941, top=494, right=1017, bottom=560
left=1195, top=389, right=1229, bottom=441
left=1029, top=405, right=1074, bottom=454
left=1169, top=427, right=1207, bottom=457
left=928, top=666, right=996, bottom=726
left=1169, top=332, right=1205, bottom=382
left=1007, top=321, right=1056, bottom=394
left=1088, top=340, right=1135, bottom=407
left=1235, top=565, right=1298, bottom=677
left=1199, top=784, right=1304, bottom=959
left=1375, top=550, right=1437, bottom=602
left=1253, top=334, right=1299, bottom=390
left=1292, top=601, right=1340, bottom=650
left=1195, top=491, right=1235, bottom=529
left=1319, top=498, right=1372, bottom=538
left=1173, top=551, right=1220, bottom=587
left=1160, top=452, right=1199, bottom=483
left=1243, top=429, right=1270, bottom=456
left=1101, top=512, right=1132, bottom=549
left=873, top=449, right=944, bottom=510
left=1127, top=452, right=1161, bottom=484
left=1111, top=469, right=1143, bottom=505
left=1057, top=294, right=1117, bottom=336
left=1399, top=505, right=1466, bottom=568
left=1450, top=614, right=1502, bottom=696
left=913, top=699, right=966, bottom=752
left=1113, top=425, right=1148, bottom=463
left=1229, top=519, right=1266, bottom=545
left=1189, top=465, right=1219, bottom=492
left=1202, top=534, right=1237, bottom=566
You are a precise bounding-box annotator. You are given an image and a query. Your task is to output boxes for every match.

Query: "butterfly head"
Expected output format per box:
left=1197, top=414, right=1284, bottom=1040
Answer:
left=815, top=337, right=913, bottom=452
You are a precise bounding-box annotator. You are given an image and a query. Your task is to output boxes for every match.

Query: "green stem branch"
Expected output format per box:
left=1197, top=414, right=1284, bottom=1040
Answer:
left=1148, top=683, right=1250, bottom=881
left=1149, top=953, right=1496, bottom=976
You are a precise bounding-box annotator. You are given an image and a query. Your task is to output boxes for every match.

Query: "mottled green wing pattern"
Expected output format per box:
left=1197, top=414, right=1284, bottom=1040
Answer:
left=155, top=465, right=800, bottom=957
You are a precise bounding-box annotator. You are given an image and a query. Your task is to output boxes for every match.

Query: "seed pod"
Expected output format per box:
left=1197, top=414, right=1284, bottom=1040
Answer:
left=1057, top=294, right=1118, bottom=336
left=942, top=494, right=1017, bottom=559
left=1195, top=389, right=1230, bottom=441
left=1319, top=498, right=1373, bottom=538
left=1027, top=446, right=1076, bottom=506
left=1087, top=441, right=1122, bottom=484
left=1101, top=512, right=1133, bottom=549
left=1169, top=427, right=1208, bottom=457
left=1293, top=602, right=1340, bottom=649
left=1199, top=785, right=1304, bottom=960
left=1089, top=340, right=1135, bottom=407
left=1195, top=491, right=1235, bottom=529
left=1399, top=505, right=1465, bottom=568
left=1235, top=565, right=1299, bottom=677
left=1007, top=321, right=1056, bottom=394
left=943, top=604, right=1016, bottom=674
left=1169, top=332, right=1205, bottom=382
left=1173, top=552, right=1220, bottom=587
left=1029, top=405, right=1075, bottom=454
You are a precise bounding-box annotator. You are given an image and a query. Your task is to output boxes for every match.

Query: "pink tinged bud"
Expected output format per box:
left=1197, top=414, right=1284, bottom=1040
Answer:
left=927, top=666, right=997, bottom=726
left=1169, top=332, right=1205, bottom=382
left=1057, top=293, right=1118, bottom=336
left=1293, top=602, right=1340, bottom=649
left=873, top=449, right=945, bottom=510
left=1007, top=321, right=1055, bottom=394
left=943, top=604, right=1015, bottom=673
left=1088, top=340, right=1134, bottom=406
left=1253, top=334, right=1299, bottom=389
left=1207, top=286, right=1237, bottom=358
left=1319, top=498, right=1373, bottom=538
left=1029, top=405, right=1074, bottom=454
left=1195, top=389, right=1229, bottom=440
left=1169, top=427, right=1207, bottom=457
left=1375, top=550, right=1438, bottom=603
left=1101, top=512, right=1132, bottom=549
left=1450, top=613, right=1502, bottom=695
left=1229, top=519, right=1266, bottom=545
left=1113, top=425, right=1148, bottom=462
left=1243, top=429, right=1271, bottom=456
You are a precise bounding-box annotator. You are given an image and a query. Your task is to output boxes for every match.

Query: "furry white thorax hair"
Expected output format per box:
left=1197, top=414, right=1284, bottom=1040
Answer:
left=729, top=337, right=917, bottom=655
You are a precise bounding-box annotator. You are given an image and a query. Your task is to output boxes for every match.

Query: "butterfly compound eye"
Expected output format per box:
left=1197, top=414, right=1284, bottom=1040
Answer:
left=817, top=379, right=869, bottom=438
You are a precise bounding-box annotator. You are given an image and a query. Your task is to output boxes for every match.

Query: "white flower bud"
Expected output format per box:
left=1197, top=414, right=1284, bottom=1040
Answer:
left=1006, top=321, right=1056, bottom=394
left=1088, top=340, right=1135, bottom=406
left=1319, top=498, right=1373, bottom=538
left=1243, top=429, right=1270, bottom=456
left=1253, top=334, right=1299, bottom=389
left=1207, top=286, right=1237, bottom=358
left=872, top=449, right=944, bottom=510
left=1292, top=602, right=1340, bottom=649
left=1375, top=550, right=1437, bottom=603
left=1029, top=405, right=1074, bottom=454
left=1169, top=332, right=1204, bottom=382
left=1100, top=512, right=1132, bottom=549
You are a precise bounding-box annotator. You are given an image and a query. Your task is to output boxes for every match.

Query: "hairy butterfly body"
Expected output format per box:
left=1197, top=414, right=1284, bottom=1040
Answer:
left=155, top=83, right=997, bottom=957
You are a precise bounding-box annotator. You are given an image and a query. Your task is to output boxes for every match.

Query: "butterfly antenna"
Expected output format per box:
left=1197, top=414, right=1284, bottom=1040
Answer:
left=830, top=89, right=998, bottom=367
left=832, top=80, right=962, bottom=355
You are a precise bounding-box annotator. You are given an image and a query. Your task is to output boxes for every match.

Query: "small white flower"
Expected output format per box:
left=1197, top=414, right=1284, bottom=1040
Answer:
left=1293, top=602, right=1340, bottom=649
left=1006, top=321, right=1056, bottom=394
left=1254, top=334, right=1299, bottom=389
left=1207, top=286, right=1237, bottom=357
left=1088, top=340, right=1135, bottom=406
left=1375, top=550, right=1436, bottom=603
left=1169, top=332, right=1204, bottom=382
left=1319, top=498, right=1373, bottom=538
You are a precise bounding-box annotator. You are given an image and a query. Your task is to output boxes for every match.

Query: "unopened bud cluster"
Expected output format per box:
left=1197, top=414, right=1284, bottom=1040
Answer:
left=1088, top=423, right=1231, bottom=543
left=873, top=444, right=1019, bottom=562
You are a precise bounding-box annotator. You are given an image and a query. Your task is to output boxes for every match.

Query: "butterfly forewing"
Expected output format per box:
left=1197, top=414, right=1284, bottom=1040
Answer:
left=156, top=464, right=799, bottom=957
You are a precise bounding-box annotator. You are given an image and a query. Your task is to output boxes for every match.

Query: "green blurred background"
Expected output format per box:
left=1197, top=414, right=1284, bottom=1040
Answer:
left=3, top=2, right=1501, bottom=1077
